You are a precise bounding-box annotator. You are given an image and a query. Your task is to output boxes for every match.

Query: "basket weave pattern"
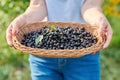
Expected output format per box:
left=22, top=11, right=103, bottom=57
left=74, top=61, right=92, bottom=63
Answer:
left=12, top=22, right=104, bottom=58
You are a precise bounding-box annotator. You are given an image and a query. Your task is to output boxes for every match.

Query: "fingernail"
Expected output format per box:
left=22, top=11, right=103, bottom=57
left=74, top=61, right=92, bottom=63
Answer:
left=103, top=46, right=106, bottom=49
left=100, top=32, right=103, bottom=36
left=8, top=41, right=13, bottom=46
left=102, top=45, right=106, bottom=50
left=12, top=30, right=18, bottom=35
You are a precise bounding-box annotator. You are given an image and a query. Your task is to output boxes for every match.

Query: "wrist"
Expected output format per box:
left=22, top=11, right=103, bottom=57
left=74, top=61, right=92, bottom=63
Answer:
left=22, top=7, right=46, bottom=23
left=21, top=0, right=47, bottom=23
left=82, top=7, right=103, bottom=24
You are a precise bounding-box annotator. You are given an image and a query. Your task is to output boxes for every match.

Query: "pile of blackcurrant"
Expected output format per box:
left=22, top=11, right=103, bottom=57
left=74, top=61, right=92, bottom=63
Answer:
left=21, top=26, right=97, bottom=50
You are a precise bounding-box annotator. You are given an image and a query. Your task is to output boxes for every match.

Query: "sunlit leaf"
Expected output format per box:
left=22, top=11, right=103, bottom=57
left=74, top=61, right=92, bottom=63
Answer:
left=46, top=28, right=50, bottom=33
left=35, top=35, right=43, bottom=45
left=50, top=25, right=56, bottom=30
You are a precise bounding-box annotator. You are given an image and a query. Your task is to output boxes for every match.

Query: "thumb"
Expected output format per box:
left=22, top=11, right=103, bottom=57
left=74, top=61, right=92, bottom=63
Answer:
left=12, top=23, right=19, bottom=36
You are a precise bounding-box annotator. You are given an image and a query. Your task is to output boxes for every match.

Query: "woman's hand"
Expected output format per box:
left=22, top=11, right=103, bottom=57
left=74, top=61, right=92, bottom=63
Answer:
left=6, top=0, right=47, bottom=46
left=6, top=14, right=27, bottom=46
left=83, top=8, right=113, bottom=49
left=82, top=0, right=113, bottom=49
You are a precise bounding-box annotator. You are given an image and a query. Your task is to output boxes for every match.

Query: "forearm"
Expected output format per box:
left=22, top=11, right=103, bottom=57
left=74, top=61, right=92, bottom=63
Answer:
left=82, top=0, right=104, bottom=24
left=24, top=0, right=47, bottom=22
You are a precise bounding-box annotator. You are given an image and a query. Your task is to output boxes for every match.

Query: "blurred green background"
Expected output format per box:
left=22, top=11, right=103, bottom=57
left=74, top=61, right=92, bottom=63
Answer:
left=0, top=0, right=120, bottom=80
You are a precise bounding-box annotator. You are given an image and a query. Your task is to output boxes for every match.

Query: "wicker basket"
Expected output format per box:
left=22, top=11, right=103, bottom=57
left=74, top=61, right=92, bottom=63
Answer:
left=12, top=22, right=105, bottom=58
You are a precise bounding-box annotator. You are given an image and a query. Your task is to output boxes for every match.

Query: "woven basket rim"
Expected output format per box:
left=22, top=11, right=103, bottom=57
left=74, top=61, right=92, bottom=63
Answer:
left=12, top=22, right=105, bottom=58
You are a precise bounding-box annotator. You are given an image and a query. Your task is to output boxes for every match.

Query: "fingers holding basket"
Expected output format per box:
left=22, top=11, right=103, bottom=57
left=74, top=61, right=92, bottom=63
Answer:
left=6, top=14, right=27, bottom=46
left=6, top=23, right=19, bottom=47
left=98, top=19, right=113, bottom=49
left=6, top=24, right=13, bottom=46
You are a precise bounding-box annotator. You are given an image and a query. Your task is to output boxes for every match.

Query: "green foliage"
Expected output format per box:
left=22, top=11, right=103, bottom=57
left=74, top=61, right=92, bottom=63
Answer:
left=101, top=47, right=120, bottom=80
left=0, top=0, right=30, bottom=80
left=0, top=0, right=120, bottom=80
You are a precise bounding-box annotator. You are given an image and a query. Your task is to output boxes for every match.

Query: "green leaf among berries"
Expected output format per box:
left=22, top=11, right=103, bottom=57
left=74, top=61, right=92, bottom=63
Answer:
left=50, top=25, right=56, bottom=30
left=35, top=35, right=43, bottom=45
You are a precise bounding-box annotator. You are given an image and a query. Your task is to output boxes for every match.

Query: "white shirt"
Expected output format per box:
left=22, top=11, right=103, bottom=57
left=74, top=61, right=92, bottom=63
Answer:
left=45, top=0, right=86, bottom=23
